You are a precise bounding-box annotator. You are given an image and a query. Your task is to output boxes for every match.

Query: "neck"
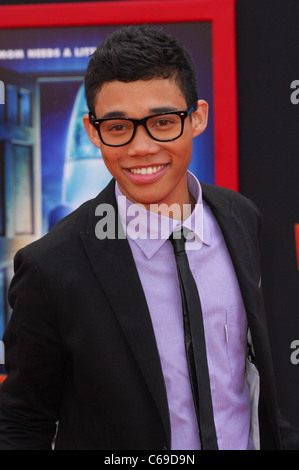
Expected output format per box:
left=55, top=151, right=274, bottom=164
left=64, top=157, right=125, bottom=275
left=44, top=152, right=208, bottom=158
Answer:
left=141, top=191, right=195, bottom=221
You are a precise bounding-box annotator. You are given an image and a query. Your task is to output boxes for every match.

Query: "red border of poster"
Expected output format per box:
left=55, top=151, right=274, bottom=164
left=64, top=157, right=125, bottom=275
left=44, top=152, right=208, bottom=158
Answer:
left=0, top=0, right=238, bottom=191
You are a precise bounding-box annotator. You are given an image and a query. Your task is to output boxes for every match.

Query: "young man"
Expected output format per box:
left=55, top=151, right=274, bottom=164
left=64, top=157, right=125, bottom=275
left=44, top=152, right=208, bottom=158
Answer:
left=0, top=25, right=297, bottom=450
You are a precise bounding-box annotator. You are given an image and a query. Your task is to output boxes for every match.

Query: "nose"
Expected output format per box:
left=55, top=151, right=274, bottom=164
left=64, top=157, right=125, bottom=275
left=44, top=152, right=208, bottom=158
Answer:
left=127, top=124, right=160, bottom=157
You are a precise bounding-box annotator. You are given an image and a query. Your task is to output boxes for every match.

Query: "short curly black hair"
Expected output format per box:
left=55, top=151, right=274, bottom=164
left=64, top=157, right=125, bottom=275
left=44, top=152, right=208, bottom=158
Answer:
left=84, top=25, right=198, bottom=116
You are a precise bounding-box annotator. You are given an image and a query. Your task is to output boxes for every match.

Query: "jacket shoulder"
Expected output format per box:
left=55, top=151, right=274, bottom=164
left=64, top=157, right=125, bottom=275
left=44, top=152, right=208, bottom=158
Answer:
left=22, top=198, right=93, bottom=258
left=201, top=182, right=262, bottom=218
left=18, top=179, right=115, bottom=261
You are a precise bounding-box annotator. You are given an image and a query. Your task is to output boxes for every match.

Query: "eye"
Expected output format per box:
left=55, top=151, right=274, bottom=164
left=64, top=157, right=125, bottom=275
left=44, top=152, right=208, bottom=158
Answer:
left=102, top=120, right=132, bottom=133
left=110, top=124, right=127, bottom=132
left=157, top=119, right=171, bottom=127
left=151, top=116, right=177, bottom=129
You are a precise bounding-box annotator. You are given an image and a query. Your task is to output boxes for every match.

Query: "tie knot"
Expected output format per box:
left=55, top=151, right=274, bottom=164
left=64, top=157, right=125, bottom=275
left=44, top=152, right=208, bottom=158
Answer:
left=169, top=228, right=186, bottom=254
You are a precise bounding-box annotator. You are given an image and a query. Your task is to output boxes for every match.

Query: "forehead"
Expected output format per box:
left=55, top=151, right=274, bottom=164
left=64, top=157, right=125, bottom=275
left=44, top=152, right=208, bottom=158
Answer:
left=94, top=78, right=187, bottom=117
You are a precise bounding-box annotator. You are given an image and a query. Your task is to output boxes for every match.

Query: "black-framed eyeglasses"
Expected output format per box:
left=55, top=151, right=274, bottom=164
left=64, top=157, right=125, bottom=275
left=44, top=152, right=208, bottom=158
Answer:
left=89, top=103, right=197, bottom=147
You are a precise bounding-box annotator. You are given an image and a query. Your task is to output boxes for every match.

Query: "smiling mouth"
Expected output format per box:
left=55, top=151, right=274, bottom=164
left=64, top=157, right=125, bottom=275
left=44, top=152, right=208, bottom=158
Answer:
left=128, top=164, right=168, bottom=175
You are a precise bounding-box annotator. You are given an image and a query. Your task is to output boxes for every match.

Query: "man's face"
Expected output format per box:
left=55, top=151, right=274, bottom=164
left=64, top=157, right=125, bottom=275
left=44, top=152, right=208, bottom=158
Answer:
left=83, top=78, right=208, bottom=210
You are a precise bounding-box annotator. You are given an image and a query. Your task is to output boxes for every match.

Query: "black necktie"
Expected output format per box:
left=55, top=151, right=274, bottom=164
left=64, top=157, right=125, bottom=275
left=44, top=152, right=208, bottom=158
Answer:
left=169, top=228, right=218, bottom=450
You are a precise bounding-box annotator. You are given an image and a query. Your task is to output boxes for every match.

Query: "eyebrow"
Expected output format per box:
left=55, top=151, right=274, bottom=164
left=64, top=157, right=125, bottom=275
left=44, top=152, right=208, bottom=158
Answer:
left=100, top=106, right=179, bottom=119
left=101, top=111, right=126, bottom=119
left=149, top=106, right=178, bottom=114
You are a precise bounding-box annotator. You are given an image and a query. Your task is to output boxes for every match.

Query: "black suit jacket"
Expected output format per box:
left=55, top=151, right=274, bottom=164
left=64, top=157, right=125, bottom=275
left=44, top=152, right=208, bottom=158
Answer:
left=0, top=179, right=297, bottom=450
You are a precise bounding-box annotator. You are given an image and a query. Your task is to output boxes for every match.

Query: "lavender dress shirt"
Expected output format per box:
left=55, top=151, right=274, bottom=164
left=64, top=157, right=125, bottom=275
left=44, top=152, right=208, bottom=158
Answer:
left=115, top=172, right=253, bottom=450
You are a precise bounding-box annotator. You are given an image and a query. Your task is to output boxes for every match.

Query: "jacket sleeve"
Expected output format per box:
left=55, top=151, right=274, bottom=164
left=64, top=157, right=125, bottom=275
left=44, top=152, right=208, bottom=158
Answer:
left=0, top=248, right=64, bottom=450
left=278, top=410, right=299, bottom=450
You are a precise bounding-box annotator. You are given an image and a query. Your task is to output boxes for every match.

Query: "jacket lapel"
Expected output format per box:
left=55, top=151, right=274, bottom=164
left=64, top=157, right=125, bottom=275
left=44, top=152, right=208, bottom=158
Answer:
left=202, top=183, right=282, bottom=449
left=201, top=183, right=262, bottom=321
left=80, top=180, right=171, bottom=444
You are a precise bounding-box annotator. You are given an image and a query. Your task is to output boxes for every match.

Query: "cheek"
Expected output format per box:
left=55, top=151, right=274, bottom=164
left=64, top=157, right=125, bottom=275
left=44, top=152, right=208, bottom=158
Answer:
left=173, top=140, right=193, bottom=169
left=101, top=149, right=122, bottom=172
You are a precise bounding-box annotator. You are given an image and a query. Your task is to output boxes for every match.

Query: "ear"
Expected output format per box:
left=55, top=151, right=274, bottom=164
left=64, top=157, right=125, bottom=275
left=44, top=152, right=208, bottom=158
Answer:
left=82, top=113, right=102, bottom=149
left=191, top=100, right=209, bottom=138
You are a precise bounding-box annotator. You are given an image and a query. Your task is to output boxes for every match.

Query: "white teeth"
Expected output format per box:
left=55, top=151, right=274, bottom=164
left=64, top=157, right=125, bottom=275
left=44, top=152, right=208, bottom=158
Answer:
left=130, top=165, right=166, bottom=175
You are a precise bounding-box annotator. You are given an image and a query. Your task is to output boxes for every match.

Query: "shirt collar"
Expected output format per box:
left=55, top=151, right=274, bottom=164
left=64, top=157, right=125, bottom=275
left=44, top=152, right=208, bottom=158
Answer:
left=115, top=171, right=211, bottom=259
